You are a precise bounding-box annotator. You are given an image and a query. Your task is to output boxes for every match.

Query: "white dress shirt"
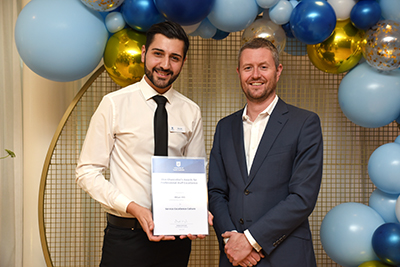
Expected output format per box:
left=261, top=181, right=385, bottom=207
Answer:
left=242, top=95, right=279, bottom=173
left=76, top=77, right=206, bottom=218
left=242, top=95, right=279, bottom=252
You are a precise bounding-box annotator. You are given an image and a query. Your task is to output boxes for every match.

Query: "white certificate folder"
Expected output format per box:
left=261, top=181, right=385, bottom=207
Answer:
left=151, top=156, right=208, bottom=236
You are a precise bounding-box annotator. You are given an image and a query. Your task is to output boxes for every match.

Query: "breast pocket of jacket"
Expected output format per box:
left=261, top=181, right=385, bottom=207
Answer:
left=263, top=145, right=295, bottom=183
left=266, top=144, right=294, bottom=159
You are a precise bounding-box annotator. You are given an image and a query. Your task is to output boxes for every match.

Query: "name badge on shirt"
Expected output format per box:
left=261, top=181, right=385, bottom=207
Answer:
left=170, top=126, right=186, bottom=133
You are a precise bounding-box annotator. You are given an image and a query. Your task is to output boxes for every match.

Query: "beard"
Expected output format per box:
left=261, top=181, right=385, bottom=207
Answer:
left=242, top=78, right=277, bottom=103
left=144, top=61, right=180, bottom=90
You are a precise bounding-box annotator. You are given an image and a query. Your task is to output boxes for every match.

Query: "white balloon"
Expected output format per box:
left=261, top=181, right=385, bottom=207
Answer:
left=327, top=0, right=357, bottom=21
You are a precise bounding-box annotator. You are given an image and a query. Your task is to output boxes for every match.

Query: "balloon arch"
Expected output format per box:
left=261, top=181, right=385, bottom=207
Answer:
left=15, top=0, right=400, bottom=267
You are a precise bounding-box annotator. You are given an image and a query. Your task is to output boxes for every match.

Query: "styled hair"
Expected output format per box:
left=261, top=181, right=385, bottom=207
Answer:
left=145, top=21, right=190, bottom=59
left=238, top=38, right=280, bottom=69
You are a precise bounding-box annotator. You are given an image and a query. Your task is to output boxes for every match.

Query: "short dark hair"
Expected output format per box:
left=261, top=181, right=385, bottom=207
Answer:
left=238, top=38, right=280, bottom=69
left=145, top=21, right=190, bottom=59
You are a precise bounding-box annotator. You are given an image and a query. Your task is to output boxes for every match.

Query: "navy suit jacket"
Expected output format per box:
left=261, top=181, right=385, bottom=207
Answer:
left=208, top=99, right=323, bottom=267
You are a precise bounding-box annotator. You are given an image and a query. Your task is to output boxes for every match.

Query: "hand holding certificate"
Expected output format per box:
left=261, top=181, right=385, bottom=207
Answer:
left=151, top=157, right=209, bottom=236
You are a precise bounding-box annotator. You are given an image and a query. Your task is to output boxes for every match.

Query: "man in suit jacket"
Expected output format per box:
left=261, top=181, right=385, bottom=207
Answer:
left=208, top=38, right=323, bottom=267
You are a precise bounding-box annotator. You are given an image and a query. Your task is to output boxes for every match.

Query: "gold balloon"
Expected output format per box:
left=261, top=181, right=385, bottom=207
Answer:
left=241, top=17, right=287, bottom=54
left=80, top=0, right=124, bottom=12
left=358, top=260, right=393, bottom=267
left=363, top=20, right=400, bottom=71
left=104, top=29, right=146, bottom=87
left=307, top=19, right=364, bottom=74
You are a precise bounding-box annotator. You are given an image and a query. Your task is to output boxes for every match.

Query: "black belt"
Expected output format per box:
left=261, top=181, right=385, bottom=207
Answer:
left=107, top=213, right=142, bottom=229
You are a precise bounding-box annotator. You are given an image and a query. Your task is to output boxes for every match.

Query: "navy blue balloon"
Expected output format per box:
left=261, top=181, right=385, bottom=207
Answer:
left=282, top=22, right=295, bottom=38
left=154, top=0, right=215, bottom=26
left=350, top=1, right=381, bottom=30
left=212, top=29, right=230, bottom=40
left=372, top=223, right=400, bottom=266
left=121, top=0, right=165, bottom=32
left=289, top=0, right=336, bottom=44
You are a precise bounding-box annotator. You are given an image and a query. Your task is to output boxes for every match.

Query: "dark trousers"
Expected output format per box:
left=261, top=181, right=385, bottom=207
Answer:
left=100, top=223, right=191, bottom=267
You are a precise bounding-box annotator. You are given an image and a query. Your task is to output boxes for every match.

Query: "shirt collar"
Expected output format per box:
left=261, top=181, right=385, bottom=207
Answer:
left=140, top=76, right=174, bottom=103
left=242, top=95, right=279, bottom=121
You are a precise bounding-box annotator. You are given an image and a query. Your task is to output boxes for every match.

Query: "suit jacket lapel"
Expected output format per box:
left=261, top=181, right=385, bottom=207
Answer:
left=248, top=99, right=289, bottom=183
left=232, top=109, right=248, bottom=183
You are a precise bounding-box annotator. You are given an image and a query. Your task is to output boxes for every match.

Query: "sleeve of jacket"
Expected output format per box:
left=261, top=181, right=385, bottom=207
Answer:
left=248, top=111, right=323, bottom=255
left=208, top=120, right=237, bottom=250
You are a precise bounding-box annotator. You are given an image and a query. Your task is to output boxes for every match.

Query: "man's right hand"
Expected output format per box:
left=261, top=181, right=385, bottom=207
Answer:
left=126, top=201, right=175, bottom=242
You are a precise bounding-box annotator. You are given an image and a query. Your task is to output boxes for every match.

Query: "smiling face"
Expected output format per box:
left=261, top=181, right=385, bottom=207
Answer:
left=237, top=47, right=283, bottom=105
left=141, top=33, right=186, bottom=94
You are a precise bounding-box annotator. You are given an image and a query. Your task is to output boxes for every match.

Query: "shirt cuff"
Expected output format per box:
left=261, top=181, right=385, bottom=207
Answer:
left=244, top=229, right=262, bottom=252
left=114, top=193, right=132, bottom=214
left=223, top=230, right=237, bottom=244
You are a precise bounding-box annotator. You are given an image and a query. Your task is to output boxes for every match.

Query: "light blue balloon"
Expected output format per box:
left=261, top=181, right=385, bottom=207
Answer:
left=378, top=0, right=400, bottom=22
left=369, top=188, right=400, bottom=223
left=15, top=0, right=108, bottom=82
left=338, top=62, right=400, bottom=128
left=368, top=142, right=400, bottom=194
left=395, top=135, right=400, bottom=144
left=257, top=0, right=279, bottom=8
left=289, top=0, right=300, bottom=8
left=320, top=202, right=384, bottom=267
left=196, top=18, right=217, bottom=39
left=207, top=0, right=259, bottom=33
left=105, top=12, right=126, bottom=33
left=269, top=0, right=294, bottom=25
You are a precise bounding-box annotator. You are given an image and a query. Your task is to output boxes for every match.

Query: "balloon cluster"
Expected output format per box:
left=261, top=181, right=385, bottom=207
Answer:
left=14, top=0, right=400, bottom=88
left=320, top=137, right=400, bottom=267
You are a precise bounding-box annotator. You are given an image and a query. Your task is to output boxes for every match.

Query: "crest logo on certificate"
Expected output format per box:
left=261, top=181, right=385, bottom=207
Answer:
left=151, top=156, right=208, bottom=236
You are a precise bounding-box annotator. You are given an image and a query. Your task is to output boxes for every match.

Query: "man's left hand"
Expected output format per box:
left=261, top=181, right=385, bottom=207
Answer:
left=222, top=231, right=253, bottom=265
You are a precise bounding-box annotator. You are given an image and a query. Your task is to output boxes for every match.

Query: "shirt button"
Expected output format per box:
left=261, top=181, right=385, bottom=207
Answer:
left=239, top=218, right=244, bottom=224
left=244, top=189, right=250, bottom=195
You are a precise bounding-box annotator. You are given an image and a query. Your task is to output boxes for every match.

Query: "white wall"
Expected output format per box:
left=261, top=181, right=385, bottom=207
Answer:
left=22, top=66, right=81, bottom=266
left=19, top=0, right=101, bottom=265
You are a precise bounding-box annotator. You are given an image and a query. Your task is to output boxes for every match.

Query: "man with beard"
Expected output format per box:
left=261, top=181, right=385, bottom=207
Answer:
left=208, top=38, right=323, bottom=267
left=76, top=21, right=209, bottom=267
